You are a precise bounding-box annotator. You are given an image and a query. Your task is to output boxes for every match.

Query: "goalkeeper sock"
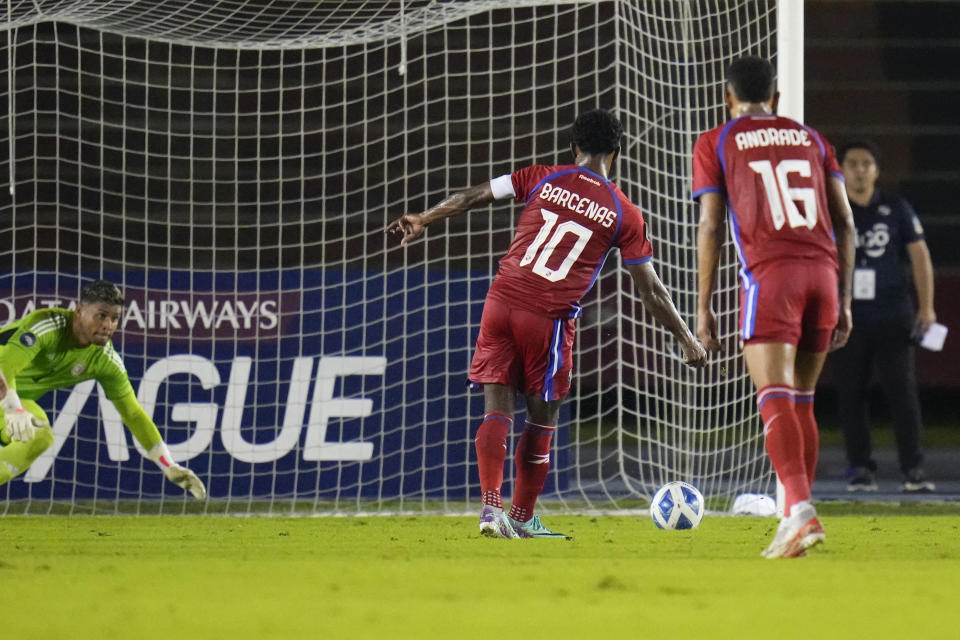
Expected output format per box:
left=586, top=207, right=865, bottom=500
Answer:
left=793, top=389, right=819, bottom=492
left=757, top=386, right=809, bottom=517
left=474, top=412, right=512, bottom=509
left=507, top=421, right=554, bottom=523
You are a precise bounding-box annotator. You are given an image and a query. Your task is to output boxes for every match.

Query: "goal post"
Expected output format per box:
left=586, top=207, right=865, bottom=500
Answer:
left=775, top=0, right=805, bottom=516
left=0, top=1, right=784, bottom=515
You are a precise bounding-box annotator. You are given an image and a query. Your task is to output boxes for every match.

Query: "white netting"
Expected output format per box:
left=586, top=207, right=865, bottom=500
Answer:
left=0, top=0, right=777, bottom=514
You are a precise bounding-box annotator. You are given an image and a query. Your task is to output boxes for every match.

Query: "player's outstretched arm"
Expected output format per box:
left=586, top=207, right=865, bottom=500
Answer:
left=0, top=372, right=33, bottom=442
left=626, top=261, right=707, bottom=368
left=0, top=334, right=41, bottom=432
left=0, top=329, right=60, bottom=441
left=113, top=394, right=207, bottom=499
left=0, top=388, right=47, bottom=442
left=696, top=192, right=727, bottom=353
left=825, top=176, right=855, bottom=350
left=148, top=442, right=207, bottom=500
left=386, top=182, right=495, bottom=246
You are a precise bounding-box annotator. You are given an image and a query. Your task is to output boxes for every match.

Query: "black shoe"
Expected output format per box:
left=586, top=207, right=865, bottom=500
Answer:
left=902, top=468, right=935, bottom=493
left=846, top=466, right=878, bottom=492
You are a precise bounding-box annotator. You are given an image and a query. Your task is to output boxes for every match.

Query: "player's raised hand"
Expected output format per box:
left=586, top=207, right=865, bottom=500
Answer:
left=696, top=308, right=722, bottom=353
left=386, top=213, right=427, bottom=246
left=164, top=464, right=207, bottom=500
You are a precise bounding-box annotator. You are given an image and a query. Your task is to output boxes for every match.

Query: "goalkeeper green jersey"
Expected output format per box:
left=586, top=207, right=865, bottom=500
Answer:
left=0, top=307, right=161, bottom=450
left=0, top=308, right=133, bottom=401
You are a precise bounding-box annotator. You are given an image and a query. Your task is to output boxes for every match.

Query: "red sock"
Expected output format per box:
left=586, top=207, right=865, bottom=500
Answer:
left=757, top=386, right=809, bottom=517
left=794, top=389, right=818, bottom=492
left=474, top=412, right=512, bottom=508
left=507, top=421, right=555, bottom=523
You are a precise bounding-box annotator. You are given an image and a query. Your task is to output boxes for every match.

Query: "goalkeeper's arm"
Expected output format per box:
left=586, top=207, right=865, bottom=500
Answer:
left=112, top=393, right=207, bottom=499
left=0, top=358, right=48, bottom=443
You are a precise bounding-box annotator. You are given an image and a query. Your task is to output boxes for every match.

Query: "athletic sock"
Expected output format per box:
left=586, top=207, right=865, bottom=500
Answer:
left=793, top=389, right=819, bottom=492
left=757, top=386, right=809, bottom=517
left=474, top=411, right=513, bottom=509
left=507, top=421, right=555, bottom=523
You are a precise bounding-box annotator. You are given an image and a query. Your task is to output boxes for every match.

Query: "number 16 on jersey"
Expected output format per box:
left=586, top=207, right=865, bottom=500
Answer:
left=749, top=159, right=817, bottom=230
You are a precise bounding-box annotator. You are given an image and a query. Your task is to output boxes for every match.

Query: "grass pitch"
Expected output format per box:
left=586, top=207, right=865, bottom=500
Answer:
left=3, top=510, right=959, bottom=640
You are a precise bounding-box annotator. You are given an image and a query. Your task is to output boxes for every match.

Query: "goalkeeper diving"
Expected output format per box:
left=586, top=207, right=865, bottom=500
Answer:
left=0, top=279, right=206, bottom=499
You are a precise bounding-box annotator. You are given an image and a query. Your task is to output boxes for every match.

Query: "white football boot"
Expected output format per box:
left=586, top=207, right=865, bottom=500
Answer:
left=762, top=501, right=825, bottom=559
left=478, top=505, right=519, bottom=539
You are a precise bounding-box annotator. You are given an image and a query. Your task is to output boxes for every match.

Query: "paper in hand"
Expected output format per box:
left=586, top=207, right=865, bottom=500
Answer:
left=920, top=322, right=948, bottom=352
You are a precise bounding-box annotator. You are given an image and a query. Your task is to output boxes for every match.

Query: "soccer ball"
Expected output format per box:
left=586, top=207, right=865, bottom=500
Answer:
left=650, top=481, right=705, bottom=530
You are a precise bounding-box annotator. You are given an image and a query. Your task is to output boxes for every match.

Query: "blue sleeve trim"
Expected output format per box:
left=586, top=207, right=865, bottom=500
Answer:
left=692, top=186, right=721, bottom=200
left=716, top=118, right=741, bottom=175
left=623, top=256, right=652, bottom=265
left=526, top=167, right=579, bottom=205
left=829, top=171, right=845, bottom=181
left=803, top=124, right=827, bottom=161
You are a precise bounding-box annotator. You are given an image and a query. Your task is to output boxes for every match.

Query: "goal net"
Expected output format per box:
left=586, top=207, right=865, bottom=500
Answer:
left=0, top=0, right=778, bottom=515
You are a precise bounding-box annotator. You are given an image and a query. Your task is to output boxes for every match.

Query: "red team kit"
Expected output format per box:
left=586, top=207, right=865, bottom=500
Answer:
left=469, top=164, right=653, bottom=401
left=693, top=114, right=845, bottom=352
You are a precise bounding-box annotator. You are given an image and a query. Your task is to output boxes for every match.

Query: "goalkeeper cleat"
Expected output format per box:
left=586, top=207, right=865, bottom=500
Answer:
left=762, top=501, right=825, bottom=559
left=507, top=515, right=570, bottom=540
left=479, top=505, right=519, bottom=539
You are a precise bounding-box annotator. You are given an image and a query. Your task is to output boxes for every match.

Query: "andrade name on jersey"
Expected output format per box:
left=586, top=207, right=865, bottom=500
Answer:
left=536, top=180, right=617, bottom=228
left=735, top=127, right=812, bottom=151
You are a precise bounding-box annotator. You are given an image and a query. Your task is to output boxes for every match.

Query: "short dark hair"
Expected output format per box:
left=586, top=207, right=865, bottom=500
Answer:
left=726, top=56, right=775, bottom=103
left=80, top=279, right=124, bottom=307
left=837, top=140, right=881, bottom=167
left=570, top=109, right=622, bottom=155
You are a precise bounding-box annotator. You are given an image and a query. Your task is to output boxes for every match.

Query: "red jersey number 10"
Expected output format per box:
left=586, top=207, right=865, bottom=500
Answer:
left=519, top=208, right=594, bottom=282
left=748, top=159, right=818, bottom=230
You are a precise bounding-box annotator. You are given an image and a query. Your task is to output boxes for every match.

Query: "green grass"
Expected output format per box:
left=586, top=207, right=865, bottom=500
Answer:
left=3, top=513, right=960, bottom=639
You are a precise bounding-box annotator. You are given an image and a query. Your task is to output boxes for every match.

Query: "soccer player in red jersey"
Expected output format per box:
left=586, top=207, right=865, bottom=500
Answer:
left=389, top=109, right=707, bottom=538
left=693, top=57, right=856, bottom=558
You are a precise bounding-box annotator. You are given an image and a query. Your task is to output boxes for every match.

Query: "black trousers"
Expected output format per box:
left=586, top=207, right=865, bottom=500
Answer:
left=830, top=308, right=924, bottom=473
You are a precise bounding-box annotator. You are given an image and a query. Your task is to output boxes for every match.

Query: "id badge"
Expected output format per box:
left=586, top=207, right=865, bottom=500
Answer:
left=853, top=268, right=876, bottom=300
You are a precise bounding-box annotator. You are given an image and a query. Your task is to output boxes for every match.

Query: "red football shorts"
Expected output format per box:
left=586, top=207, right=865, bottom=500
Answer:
left=739, top=259, right=838, bottom=352
left=469, top=296, right=576, bottom=401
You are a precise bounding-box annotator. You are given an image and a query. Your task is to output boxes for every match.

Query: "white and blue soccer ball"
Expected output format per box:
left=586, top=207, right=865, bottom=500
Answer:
left=650, top=481, right=705, bottom=530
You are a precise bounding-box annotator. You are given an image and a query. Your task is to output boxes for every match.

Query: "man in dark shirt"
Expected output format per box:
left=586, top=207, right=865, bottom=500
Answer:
left=832, top=141, right=936, bottom=493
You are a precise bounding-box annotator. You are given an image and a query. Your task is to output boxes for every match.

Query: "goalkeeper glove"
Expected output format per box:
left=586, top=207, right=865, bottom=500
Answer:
left=163, top=464, right=207, bottom=500
left=148, top=442, right=207, bottom=500
left=5, top=408, right=39, bottom=442
left=2, top=389, right=45, bottom=443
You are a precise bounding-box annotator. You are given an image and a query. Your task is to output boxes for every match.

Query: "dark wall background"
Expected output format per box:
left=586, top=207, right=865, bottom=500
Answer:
left=808, top=0, right=959, bottom=258
left=807, top=0, right=960, bottom=424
